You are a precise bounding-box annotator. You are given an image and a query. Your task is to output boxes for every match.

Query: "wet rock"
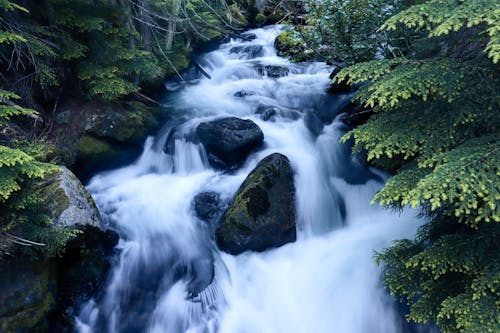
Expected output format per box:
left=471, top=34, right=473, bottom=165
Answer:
left=304, top=110, right=324, bottom=136
left=52, top=99, right=161, bottom=181
left=83, top=102, right=158, bottom=145
left=255, top=64, right=290, bottom=78
left=0, top=259, right=56, bottom=333
left=240, top=32, right=257, bottom=41
left=255, top=105, right=279, bottom=121
left=55, top=226, right=118, bottom=321
left=274, top=30, right=312, bottom=62
left=327, top=66, right=351, bottom=94
left=197, top=117, right=264, bottom=169
left=193, top=192, right=222, bottom=222
left=229, top=45, right=264, bottom=59
left=38, top=166, right=100, bottom=229
left=216, top=153, right=296, bottom=254
left=163, top=126, right=199, bottom=155
left=234, top=89, right=256, bottom=98
left=340, top=101, right=374, bottom=127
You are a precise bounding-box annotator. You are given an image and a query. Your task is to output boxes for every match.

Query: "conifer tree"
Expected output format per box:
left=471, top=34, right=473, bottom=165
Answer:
left=0, top=2, right=77, bottom=258
left=330, top=1, right=500, bottom=332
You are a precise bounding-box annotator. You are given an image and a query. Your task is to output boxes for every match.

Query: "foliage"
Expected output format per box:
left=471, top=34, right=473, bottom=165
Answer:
left=0, top=0, right=247, bottom=101
left=0, top=3, right=78, bottom=258
left=288, top=0, right=409, bottom=64
left=329, top=0, right=500, bottom=332
left=0, top=94, right=78, bottom=258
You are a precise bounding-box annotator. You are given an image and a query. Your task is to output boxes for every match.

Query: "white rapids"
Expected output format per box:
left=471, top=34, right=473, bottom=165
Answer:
left=76, top=26, right=428, bottom=333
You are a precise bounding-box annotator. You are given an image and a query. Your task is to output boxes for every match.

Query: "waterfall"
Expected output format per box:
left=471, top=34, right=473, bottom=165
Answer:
left=76, top=25, right=426, bottom=333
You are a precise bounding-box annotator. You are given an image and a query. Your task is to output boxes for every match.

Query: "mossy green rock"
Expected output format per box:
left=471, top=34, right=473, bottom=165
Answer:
left=0, top=260, right=56, bottom=333
left=216, top=153, right=296, bottom=254
left=84, top=101, right=159, bottom=144
left=38, top=166, right=100, bottom=228
left=275, top=29, right=313, bottom=62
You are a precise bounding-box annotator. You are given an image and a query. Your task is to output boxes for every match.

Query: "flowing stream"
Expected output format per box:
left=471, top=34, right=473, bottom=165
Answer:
left=76, top=26, right=425, bottom=333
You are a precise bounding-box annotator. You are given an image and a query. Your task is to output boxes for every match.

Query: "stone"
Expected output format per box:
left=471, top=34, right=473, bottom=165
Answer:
left=39, top=166, right=100, bottom=229
left=216, top=153, right=296, bottom=254
left=255, top=105, right=278, bottom=121
left=0, top=259, right=56, bottom=333
left=234, top=90, right=256, bottom=98
left=193, top=192, right=222, bottom=222
left=255, top=64, right=290, bottom=78
left=304, top=110, right=324, bottom=136
left=229, top=45, right=264, bottom=59
left=196, top=117, right=264, bottom=169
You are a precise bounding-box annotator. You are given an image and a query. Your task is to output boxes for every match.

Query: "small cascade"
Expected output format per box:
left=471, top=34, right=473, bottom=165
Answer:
left=77, top=26, right=426, bottom=333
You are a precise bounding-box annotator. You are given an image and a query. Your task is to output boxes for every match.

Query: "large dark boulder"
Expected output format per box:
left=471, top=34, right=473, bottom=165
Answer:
left=196, top=117, right=264, bottom=169
left=216, top=153, right=296, bottom=254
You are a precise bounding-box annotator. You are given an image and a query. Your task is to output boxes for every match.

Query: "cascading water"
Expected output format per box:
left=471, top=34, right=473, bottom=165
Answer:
left=76, top=26, right=427, bottom=333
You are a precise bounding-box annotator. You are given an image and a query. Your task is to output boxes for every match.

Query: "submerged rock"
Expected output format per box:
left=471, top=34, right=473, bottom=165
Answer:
left=216, top=153, right=296, bottom=254
left=197, top=117, right=264, bottom=169
left=234, top=89, right=256, bottom=98
left=229, top=45, right=264, bottom=59
left=193, top=191, right=222, bottom=222
left=163, top=125, right=199, bottom=155
left=304, top=110, right=324, bottom=136
left=255, top=64, right=290, bottom=78
left=255, top=105, right=279, bottom=121
left=39, top=166, right=100, bottom=228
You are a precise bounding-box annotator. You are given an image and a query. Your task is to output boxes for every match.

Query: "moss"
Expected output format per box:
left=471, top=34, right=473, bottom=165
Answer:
left=75, top=135, right=112, bottom=157
left=255, top=12, right=267, bottom=25
left=275, top=29, right=312, bottom=62
left=0, top=260, right=56, bottom=333
left=37, top=170, right=70, bottom=219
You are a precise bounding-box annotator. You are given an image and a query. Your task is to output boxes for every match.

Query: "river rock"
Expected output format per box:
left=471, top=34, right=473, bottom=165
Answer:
left=229, top=45, right=264, bottom=59
left=38, top=166, right=100, bottom=229
left=304, top=110, right=324, bottom=136
left=255, top=64, right=290, bottom=78
left=193, top=192, right=222, bottom=222
left=216, top=153, right=296, bottom=254
left=240, top=32, right=257, bottom=41
left=163, top=125, right=199, bottom=155
left=234, top=89, right=256, bottom=98
left=54, top=226, right=118, bottom=325
left=255, top=105, right=279, bottom=121
left=197, top=117, right=264, bottom=169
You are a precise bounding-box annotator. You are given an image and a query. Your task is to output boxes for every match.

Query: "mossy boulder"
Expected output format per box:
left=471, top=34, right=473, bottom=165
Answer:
left=0, top=259, right=56, bottom=333
left=216, top=153, right=296, bottom=254
left=38, top=166, right=100, bottom=229
left=52, top=99, right=163, bottom=180
left=83, top=101, right=159, bottom=145
left=275, top=29, right=313, bottom=62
